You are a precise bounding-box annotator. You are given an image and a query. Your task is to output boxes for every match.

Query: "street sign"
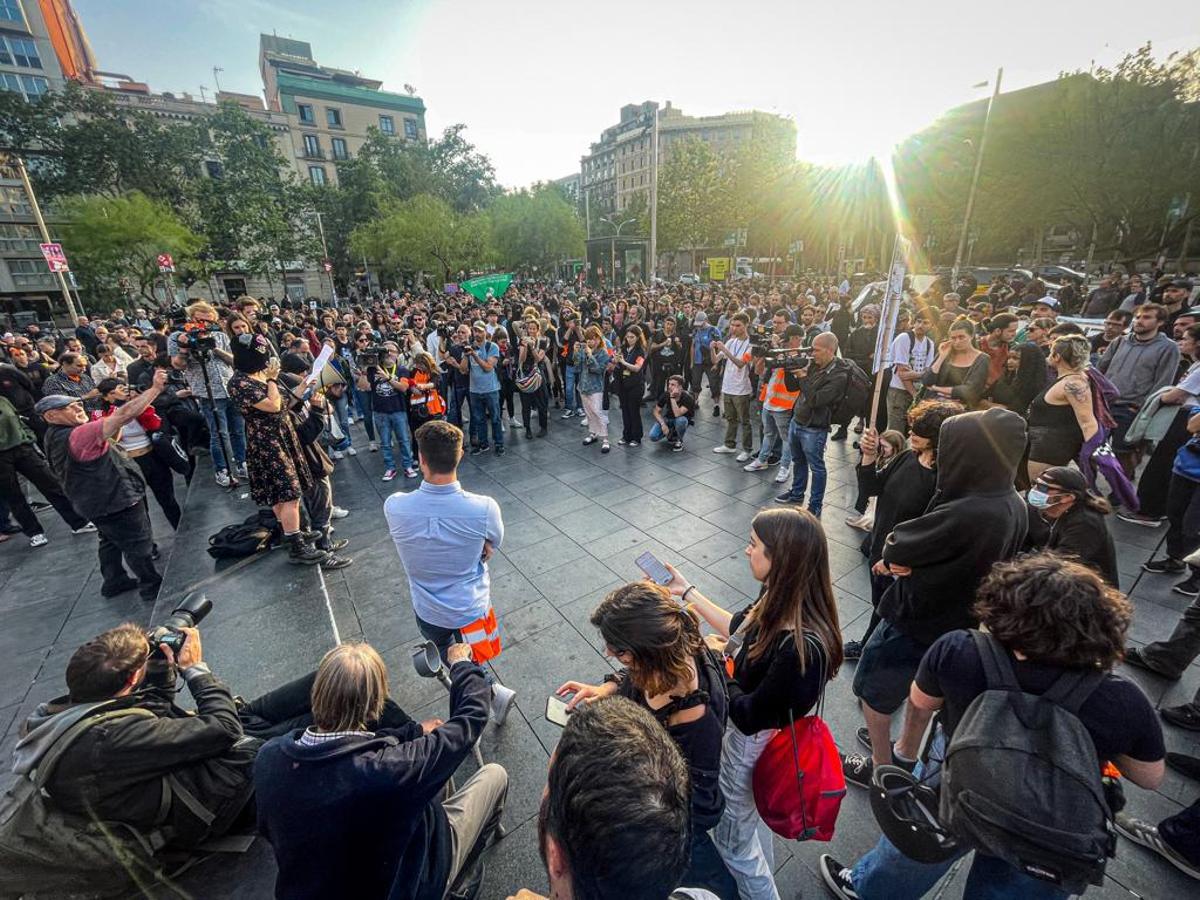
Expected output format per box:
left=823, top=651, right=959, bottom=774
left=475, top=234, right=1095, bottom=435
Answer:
left=322, top=259, right=333, bottom=273
left=39, top=242, right=69, bottom=273
left=708, top=257, right=730, bottom=281
left=157, top=253, right=175, bottom=273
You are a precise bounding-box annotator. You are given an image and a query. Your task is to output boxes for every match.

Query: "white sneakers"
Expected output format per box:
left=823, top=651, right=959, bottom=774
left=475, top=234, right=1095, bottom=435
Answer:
left=744, top=458, right=769, bottom=472
left=214, top=470, right=231, bottom=487
left=369, top=440, right=379, bottom=452
left=72, top=522, right=97, bottom=534
left=712, top=445, right=738, bottom=454
left=330, top=506, right=349, bottom=519
left=29, top=533, right=47, bottom=548
left=735, top=450, right=752, bottom=463
left=346, top=447, right=358, bottom=457
left=490, top=684, right=517, bottom=725
left=331, top=450, right=345, bottom=460
left=775, top=463, right=793, bottom=484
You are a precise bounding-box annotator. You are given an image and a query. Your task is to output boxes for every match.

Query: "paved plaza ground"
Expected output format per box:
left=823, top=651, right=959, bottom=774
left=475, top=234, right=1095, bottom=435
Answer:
left=1, top=403, right=1198, bottom=899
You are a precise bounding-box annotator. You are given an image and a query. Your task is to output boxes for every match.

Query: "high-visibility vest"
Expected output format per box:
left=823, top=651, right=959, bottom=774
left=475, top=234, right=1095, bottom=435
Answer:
left=410, top=371, right=445, bottom=415
left=760, top=367, right=800, bottom=411
left=461, top=606, right=502, bottom=663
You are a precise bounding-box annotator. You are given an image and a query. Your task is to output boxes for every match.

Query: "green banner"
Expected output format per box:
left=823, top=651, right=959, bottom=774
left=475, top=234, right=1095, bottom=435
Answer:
left=460, top=273, right=513, bottom=303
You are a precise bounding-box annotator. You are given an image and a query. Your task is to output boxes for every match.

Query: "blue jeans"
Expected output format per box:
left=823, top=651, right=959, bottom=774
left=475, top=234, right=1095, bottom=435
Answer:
left=469, top=391, right=503, bottom=448
left=785, top=422, right=828, bottom=513
left=200, top=397, right=246, bottom=472
left=330, top=392, right=352, bottom=451
left=649, top=416, right=689, bottom=442
left=563, top=364, right=582, bottom=411
left=851, top=731, right=1070, bottom=900
left=758, top=407, right=794, bottom=466
left=373, top=410, right=414, bottom=472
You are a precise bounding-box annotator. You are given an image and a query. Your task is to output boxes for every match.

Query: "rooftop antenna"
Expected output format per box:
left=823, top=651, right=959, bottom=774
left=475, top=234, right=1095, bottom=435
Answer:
left=213, top=66, right=224, bottom=93
left=198, top=84, right=208, bottom=104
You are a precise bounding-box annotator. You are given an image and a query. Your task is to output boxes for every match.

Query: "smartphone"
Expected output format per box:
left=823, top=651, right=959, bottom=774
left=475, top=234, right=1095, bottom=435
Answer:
left=546, top=694, right=572, bottom=728
left=635, top=550, right=673, bottom=586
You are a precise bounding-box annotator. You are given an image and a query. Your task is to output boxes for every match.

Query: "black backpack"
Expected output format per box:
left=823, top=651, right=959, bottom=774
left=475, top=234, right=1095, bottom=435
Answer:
left=939, top=631, right=1115, bottom=894
left=833, top=358, right=871, bottom=419
left=207, top=514, right=275, bottom=559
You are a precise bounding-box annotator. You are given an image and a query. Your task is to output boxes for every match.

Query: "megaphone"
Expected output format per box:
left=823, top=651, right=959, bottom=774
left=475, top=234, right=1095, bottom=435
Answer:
left=316, top=363, right=345, bottom=389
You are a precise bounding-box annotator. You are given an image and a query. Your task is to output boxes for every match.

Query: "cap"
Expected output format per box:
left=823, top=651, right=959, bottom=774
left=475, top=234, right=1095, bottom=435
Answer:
left=1168, top=277, right=1194, bottom=290
left=33, top=394, right=79, bottom=416
left=1034, top=295, right=1060, bottom=308
left=1038, top=465, right=1088, bottom=496
left=693, top=312, right=709, bottom=325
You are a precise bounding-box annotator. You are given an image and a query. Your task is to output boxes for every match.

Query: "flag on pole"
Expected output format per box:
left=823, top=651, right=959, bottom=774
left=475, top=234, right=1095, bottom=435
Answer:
left=460, top=273, right=513, bottom=304
left=872, top=236, right=911, bottom=372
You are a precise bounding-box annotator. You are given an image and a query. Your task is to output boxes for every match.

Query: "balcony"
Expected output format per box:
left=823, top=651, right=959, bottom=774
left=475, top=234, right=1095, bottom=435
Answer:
left=301, top=148, right=326, bottom=160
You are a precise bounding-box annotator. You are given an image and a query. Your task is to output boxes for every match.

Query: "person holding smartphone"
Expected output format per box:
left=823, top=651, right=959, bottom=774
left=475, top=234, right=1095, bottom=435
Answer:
left=556, top=582, right=738, bottom=899
left=660, top=508, right=843, bottom=900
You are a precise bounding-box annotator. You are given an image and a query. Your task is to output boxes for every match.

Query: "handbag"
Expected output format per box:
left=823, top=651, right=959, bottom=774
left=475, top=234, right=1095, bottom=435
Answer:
left=516, top=366, right=544, bottom=394
left=751, top=634, right=846, bottom=840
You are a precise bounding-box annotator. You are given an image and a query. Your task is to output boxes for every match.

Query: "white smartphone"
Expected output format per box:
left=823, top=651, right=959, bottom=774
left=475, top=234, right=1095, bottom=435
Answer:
left=635, top=550, right=673, bottom=586
left=546, top=694, right=572, bottom=727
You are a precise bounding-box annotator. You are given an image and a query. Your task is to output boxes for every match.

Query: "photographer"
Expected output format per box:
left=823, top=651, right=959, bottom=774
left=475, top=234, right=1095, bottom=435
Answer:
left=456, top=323, right=504, bottom=456
left=441, top=323, right=472, bottom=428
left=167, top=302, right=247, bottom=487
left=744, top=323, right=803, bottom=484
left=557, top=307, right=586, bottom=419
left=356, top=341, right=418, bottom=482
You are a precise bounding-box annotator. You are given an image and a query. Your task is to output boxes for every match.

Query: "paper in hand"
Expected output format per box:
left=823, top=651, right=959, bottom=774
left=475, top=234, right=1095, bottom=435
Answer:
left=307, top=344, right=334, bottom=384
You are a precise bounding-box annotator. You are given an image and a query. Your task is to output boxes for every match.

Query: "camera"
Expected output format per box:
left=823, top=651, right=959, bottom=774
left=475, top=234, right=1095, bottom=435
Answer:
left=181, top=321, right=222, bottom=356
left=357, top=345, right=388, bottom=366
left=759, top=347, right=810, bottom=370
left=147, top=592, right=212, bottom=660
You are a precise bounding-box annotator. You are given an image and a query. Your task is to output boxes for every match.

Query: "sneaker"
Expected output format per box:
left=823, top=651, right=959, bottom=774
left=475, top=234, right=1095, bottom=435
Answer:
left=1174, top=575, right=1200, bottom=597
left=819, top=855, right=860, bottom=900
left=495, top=446, right=505, bottom=456
left=841, top=752, right=873, bottom=789
left=578, top=416, right=589, bottom=426
left=331, top=450, right=345, bottom=460
left=601, top=440, right=611, bottom=453
left=744, top=458, right=770, bottom=472
left=1122, top=645, right=1180, bottom=680
left=346, top=446, right=358, bottom=457
left=330, top=506, right=349, bottom=519
left=500, top=422, right=506, bottom=433
left=561, top=409, right=575, bottom=419
left=1143, top=557, right=1186, bottom=574
left=1161, top=704, right=1200, bottom=731
left=712, top=445, right=738, bottom=454
left=71, top=522, right=98, bottom=534
left=235, top=462, right=249, bottom=479
left=1117, top=511, right=1167, bottom=527
left=319, top=553, right=353, bottom=570
left=1114, top=812, right=1200, bottom=880
left=843, top=639, right=863, bottom=660
left=629, top=440, right=640, bottom=447
left=576, top=408, right=585, bottom=417
left=28, top=500, right=51, bottom=513
left=775, top=492, right=802, bottom=504
left=845, top=513, right=867, bottom=529
left=774, top=463, right=793, bottom=484
left=215, top=469, right=231, bottom=487
left=318, top=537, right=350, bottom=553
left=618, top=439, right=628, bottom=446
left=672, top=441, right=684, bottom=452
left=405, top=467, right=419, bottom=478
left=29, top=533, right=48, bottom=548
left=369, top=440, right=379, bottom=452
left=735, top=450, right=752, bottom=463
left=856, top=726, right=873, bottom=752
left=382, top=468, right=397, bottom=482
left=508, top=416, right=520, bottom=427
left=583, top=434, right=598, bottom=445
left=490, top=684, right=517, bottom=725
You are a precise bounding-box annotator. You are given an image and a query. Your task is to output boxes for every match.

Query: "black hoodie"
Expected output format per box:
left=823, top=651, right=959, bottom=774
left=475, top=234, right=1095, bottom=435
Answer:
left=878, top=407, right=1028, bottom=645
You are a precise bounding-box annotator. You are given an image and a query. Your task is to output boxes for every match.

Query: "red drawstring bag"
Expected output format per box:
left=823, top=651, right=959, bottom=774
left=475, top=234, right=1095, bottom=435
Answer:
left=751, top=636, right=846, bottom=840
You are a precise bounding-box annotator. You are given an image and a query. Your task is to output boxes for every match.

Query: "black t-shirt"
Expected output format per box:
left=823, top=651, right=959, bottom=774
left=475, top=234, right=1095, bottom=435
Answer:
left=617, top=344, right=646, bottom=384
left=368, top=364, right=409, bottom=414
left=656, top=390, right=695, bottom=420
left=916, top=630, right=1164, bottom=766
left=652, top=331, right=683, bottom=368
left=444, top=344, right=470, bottom=389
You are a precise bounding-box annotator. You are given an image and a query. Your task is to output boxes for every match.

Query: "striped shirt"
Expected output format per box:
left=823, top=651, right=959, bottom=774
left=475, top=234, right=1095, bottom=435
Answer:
left=297, top=727, right=374, bottom=746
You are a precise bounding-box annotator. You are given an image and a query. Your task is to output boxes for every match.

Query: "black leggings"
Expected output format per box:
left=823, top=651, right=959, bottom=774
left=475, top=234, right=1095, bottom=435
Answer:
left=617, top=380, right=644, bottom=442
left=520, top=384, right=549, bottom=431
left=134, top=451, right=182, bottom=530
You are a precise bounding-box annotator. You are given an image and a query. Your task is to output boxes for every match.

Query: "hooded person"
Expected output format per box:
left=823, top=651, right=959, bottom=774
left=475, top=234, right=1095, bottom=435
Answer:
left=1024, top=465, right=1119, bottom=586
left=844, top=407, right=1029, bottom=783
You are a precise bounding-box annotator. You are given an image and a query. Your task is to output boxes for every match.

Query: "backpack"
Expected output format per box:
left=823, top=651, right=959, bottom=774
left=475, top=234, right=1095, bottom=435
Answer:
left=0, top=704, right=170, bottom=898
left=752, top=634, right=845, bottom=841
left=207, top=520, right=273, bottom=559
left=939, top=631, right=1115, bottom=894
left=833, top=358, right=871, bottom=419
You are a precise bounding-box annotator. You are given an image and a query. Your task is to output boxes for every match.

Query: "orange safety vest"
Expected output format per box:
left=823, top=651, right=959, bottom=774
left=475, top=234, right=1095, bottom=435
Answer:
left=410, top=370, right=445, bottom=415
left=760, top=367, right=800, bottom=411
left=461, top=606, right=502, bottom=663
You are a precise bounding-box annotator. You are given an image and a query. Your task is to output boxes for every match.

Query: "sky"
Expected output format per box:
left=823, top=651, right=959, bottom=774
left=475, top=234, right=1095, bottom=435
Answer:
left=76, top=0, right=1200, bottom=189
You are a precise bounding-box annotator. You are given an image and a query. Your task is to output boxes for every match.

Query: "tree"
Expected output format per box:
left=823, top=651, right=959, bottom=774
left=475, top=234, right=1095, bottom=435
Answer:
left=350, top=194, right=489, bottom=284
left=489, top=184, right=585, bottom=272
left=656, top=138, right=735, bottom=271
left=57, top=192, right=204, bottom=309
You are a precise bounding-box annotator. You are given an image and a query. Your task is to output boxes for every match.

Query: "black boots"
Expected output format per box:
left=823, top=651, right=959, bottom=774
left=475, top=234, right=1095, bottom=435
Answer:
left=286, top=531, right=329, bottom=566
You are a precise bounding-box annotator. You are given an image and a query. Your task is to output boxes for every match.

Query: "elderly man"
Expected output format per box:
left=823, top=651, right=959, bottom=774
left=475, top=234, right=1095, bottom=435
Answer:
left=37, top=369, right=168, bottom=601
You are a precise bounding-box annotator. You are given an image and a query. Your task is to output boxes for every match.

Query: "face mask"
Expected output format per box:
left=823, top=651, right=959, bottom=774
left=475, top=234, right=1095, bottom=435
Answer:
left=1027, top=488, right=1062, bottom=510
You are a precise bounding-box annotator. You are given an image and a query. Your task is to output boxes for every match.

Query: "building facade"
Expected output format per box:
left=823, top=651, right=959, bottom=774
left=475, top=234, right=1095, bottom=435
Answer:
left=259, top=34, right=426, bottom=188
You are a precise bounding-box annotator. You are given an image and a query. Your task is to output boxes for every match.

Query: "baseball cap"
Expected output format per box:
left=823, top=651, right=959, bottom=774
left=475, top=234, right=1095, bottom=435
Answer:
left=1034, top=295, right=1060, bottom=308
left=1038, top=466, right=1088, bottom=496
left=693, top=311, right=709, bottom=325
left=1168, top=277, right=1195, bottom=290
left=33, top=394, right=79, bottom=416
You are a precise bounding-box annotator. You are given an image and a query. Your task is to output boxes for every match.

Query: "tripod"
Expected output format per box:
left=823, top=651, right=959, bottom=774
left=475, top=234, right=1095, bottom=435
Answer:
left=195, top=347, right=240, bottom=490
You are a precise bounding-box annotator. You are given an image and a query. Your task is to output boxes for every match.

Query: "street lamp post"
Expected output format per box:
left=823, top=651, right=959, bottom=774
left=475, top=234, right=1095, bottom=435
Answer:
left=952, top=67, right=1003, bottom=285
left=599, top=215, right=636, bottom=290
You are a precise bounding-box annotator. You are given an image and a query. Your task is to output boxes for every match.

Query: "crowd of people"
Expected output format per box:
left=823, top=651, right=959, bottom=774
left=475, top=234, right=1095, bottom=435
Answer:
left=2, top=265, right=1200, bottom=899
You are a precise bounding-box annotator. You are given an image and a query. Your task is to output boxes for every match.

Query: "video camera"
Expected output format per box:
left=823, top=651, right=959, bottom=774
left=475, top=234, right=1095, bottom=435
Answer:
left=356, top=345, right=389, bottom=367
left=180, top=321, right=223, bottom=356
left=756, top=346, right=811, bottom=371
left=146, top=592, right=212, bottom=661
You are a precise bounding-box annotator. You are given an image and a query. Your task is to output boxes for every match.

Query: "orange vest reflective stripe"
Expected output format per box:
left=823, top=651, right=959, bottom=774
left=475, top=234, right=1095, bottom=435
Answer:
left=412, top=371, right=445, bottom=415
left=762, top=368, right=800, bottom=411
left=460, top=606, right=502, bottom=663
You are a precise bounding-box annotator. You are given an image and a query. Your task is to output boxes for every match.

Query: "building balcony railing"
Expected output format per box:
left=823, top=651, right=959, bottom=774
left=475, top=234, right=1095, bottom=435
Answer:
left=301, top=149, right=327, bottom=160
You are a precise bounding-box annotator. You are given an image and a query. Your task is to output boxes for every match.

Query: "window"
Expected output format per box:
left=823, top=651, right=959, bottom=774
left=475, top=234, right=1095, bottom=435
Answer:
left=326, top=107, right=342, bottom=128
left=9, top=38, right=39, bottom=68
left=9, top=258, right=53, bottom=286
left=297, top=103, right=314, bottom=124
left=20, top=74, right=45, bottom=97
left=303, top=133, right=321, bottom=158
left=0, top=0, right=24, bottom=24
left=308, top=166, right=327, bottom=186
left=331, top=137, right=348, bottom=161
left=379, top=114, right=395, bottom=135
left=403, top=118, right=418, bottom=139
left=0, top=223, right=39, bottom=252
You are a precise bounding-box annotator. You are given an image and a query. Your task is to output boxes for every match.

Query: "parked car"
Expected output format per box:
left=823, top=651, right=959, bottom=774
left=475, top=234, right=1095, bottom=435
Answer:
left=1033, top=264, right=1087, bottom=283
left=678, top=273, right=701, bottom=285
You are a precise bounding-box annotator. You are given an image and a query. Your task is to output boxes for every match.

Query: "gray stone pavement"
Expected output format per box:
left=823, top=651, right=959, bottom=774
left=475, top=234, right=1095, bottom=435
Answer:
left=0, top=400, right=1197, bottom=899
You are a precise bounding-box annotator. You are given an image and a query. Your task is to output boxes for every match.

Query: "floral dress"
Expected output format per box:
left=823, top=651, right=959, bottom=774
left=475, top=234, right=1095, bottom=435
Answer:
left=228, top=372, right=313, bottom=506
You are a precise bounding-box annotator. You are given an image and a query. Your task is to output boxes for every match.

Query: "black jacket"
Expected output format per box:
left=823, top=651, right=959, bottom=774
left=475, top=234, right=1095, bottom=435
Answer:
left=1025, top=502, right=1120, bottom=586
left=986, top=342, right=1048, bottom=415
left=785, top=360, right=849, bottom=431
left=879, top=408, right=1028, bottom=645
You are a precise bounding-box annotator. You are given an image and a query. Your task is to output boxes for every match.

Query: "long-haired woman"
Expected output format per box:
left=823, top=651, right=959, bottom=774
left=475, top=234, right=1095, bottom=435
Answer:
left=664, top=507, right=843, bottom=900
left=557, top=582, right=739, bottom=898
left=574, top=324, right=612, bottom=453
left=614, top=326, right=647, bottom=446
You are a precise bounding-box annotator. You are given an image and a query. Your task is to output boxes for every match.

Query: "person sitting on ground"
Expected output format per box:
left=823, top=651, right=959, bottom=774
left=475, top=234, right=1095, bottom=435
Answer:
left=557, top=582, right=738, bottom=898
left=505, top=697, right=719, bottom=900
left=255, top=641, right=506, bottom=900
left=649, top=374, right=695, bottom=451
left=820, top=553, right=1165, bottom=900
left=1024, top=466, right=1119, bottom=586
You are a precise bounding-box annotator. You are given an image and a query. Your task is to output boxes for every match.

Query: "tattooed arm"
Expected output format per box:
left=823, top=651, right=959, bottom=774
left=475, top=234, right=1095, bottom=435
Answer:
left=1063, top=374, right=1098, bottom=441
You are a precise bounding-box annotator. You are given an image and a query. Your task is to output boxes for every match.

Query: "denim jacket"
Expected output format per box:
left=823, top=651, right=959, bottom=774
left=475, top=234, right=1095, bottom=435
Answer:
left=573, top=345, right=611, bottom=394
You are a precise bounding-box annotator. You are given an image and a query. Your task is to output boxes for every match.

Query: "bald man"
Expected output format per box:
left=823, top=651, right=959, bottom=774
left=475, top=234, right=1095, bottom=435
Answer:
left=775, top=332, right=849, bottom=517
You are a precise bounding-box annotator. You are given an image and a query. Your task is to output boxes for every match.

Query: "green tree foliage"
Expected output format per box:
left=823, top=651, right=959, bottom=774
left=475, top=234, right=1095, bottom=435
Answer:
left=56, top=192, right=204, bottom=307
left=656, top=138, right=735, bottom=269
left=489, top=183, right=585, bottom=271
left=350, top=194, right=489, bottom=284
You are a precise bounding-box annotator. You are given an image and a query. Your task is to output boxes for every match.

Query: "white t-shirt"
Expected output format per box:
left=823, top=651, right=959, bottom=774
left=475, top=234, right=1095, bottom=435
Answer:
left=1178, top=360, right=1200, bottom=396
left=720, top=336, right=753, bottom=396
left=888, top=331, right=935, bottom=391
